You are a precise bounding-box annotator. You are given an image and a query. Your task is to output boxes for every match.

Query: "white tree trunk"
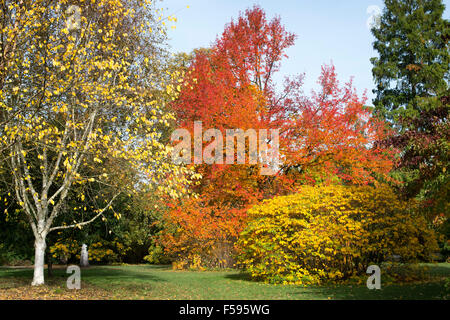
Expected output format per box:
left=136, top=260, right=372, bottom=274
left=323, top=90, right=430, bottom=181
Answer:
left=31, top=237, right=46, bottom=286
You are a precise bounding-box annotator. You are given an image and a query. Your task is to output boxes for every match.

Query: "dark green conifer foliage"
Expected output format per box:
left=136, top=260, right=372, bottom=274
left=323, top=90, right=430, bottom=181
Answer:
left=371, top=0, right=449, bottom=125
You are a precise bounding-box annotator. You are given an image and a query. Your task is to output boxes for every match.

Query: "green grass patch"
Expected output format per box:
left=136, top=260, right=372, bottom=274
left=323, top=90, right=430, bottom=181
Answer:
left=0, top=263, right=448, bottom=300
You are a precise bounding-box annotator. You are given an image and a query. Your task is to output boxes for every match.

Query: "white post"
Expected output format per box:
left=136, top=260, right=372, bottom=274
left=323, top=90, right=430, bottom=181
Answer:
left=80, top=243, right=89, bottom=267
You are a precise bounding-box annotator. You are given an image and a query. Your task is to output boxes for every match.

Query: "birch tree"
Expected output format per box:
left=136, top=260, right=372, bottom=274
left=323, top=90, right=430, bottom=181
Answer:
left=0, top=0, right=192, bottom=285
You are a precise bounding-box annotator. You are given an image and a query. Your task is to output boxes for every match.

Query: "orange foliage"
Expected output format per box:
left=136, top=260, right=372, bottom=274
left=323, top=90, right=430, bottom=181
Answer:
left=160, top=7, right=397, bottom=268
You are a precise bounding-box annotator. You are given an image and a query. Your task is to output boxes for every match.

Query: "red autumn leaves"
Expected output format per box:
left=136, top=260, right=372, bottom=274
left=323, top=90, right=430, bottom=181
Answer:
left=281, top=64, right=395, bottom=187
left=159, top=6, right=396, bottom=265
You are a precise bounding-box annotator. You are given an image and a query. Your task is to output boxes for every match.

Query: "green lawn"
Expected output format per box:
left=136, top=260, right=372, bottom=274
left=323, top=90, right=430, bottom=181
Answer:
left=0, top=263, right=449, bottom=300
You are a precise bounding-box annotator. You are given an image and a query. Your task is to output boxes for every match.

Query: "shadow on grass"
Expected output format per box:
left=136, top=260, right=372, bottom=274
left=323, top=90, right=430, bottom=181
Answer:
left=423, top=264, right=450, bottom=277
left=1, top=264, right=448, bottom=300
left=311, top=281, right=448, bottom=300
left=224, top=272, right=253, bottom=282
left=0, top=265, right=168, bottom=288
left=75, top=266, right=169, bottom=286
left=222, top=268, right=449, bottom=300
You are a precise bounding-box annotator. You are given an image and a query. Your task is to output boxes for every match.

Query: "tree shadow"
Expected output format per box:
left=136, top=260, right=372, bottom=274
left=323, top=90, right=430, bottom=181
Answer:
left=79, top=266, right=169, bottom=284
left=0, top=265, right=168, bottom=287
left=287, top=281, right=448, bottom=300
left=424, top=264, right=450, bottom=277
left=139, top=264, right=172, bottom=270
left=224, top=272, right=253, bottom=282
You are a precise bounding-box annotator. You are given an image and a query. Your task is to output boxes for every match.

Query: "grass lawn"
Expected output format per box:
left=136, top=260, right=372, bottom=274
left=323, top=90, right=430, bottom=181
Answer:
left=0, top=263, right=448, bottom=300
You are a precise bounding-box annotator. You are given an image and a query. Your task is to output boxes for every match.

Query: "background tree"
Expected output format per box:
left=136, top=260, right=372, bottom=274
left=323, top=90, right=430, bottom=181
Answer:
left=163, top=6, right=296, bottom=267
left=371, top=0, right=449, bottom=261
left=281, top=65, right=395, bottom=188
left=371, top=0, right=449, bottom=207
left=371, top=0, right=448, bottom=123
left=162, top=6, right=395, bottom=268
left=48, top=189, right=172, bottom=265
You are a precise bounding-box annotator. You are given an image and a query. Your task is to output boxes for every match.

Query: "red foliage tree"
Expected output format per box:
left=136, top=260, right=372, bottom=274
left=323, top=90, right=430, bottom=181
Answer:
left=280, top=64, right=396, bottom=187
left=160, top=6, right=396, bottom=268
left=161, top=6, right=296, bottom=267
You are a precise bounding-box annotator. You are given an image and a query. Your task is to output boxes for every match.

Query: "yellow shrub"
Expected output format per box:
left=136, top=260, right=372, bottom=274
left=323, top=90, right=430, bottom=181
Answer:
left=237, top=184, right=439, bottom=285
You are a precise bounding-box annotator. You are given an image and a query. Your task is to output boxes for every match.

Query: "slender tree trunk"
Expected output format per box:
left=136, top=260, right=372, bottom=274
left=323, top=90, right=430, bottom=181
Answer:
left=47, top=249, right=53, bottom=278
left=32, top=236, right=46, bottom=286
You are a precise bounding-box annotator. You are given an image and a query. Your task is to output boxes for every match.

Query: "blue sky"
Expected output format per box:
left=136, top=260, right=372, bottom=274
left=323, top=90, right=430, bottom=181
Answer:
left=161, top=0, right=450, bottom=105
